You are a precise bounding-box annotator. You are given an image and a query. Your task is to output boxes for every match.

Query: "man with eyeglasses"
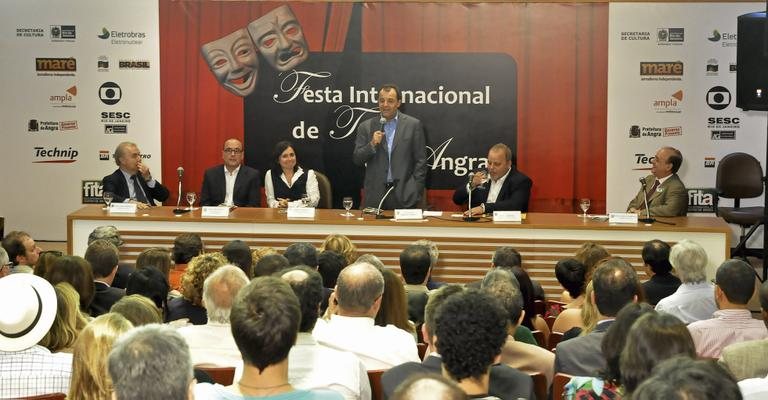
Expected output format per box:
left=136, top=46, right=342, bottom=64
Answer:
left=200, top=138, right=261, bottom=207
left=1, top=231, right=42, bottom=274
left=102, top=142, right=170, bottom=209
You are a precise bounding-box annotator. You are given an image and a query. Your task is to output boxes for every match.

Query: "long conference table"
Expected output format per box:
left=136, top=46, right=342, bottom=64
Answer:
left=67, top=206, right=731, bottom=298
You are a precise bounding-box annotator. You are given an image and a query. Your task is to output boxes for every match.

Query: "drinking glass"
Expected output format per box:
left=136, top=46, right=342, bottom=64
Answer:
left=186, top=192, right=197, bottom=210
left=342, top=196, right=354, bottom=217
left=103, top=191, right=114, bottom=210
left=579, top=198, right=591, bottom=218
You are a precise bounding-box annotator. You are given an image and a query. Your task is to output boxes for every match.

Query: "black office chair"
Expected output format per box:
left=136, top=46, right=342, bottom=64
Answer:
left=715, top=152, right=765, bottom=268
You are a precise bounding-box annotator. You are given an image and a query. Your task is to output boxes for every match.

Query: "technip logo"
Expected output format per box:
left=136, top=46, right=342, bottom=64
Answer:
left=426, top=138, right=488, bottom=176
left=82, top=180, right=104, bottom=204
left=657, top=28, right=684, bottom=45
left=706, top=86, right=730, bottom=110
left=50, top=85, right=77, bottom=108
left=633, top=153, right=655, bottom=171
left=33, top=146, right=78, bottom=163
left=652, top=90, right=683, bottom=113
left=99, top=82, right=121, bottom=105
left=640, top=61, right=683, bottom=81
left=119, top=60, right=150, bottom=70
left=98, top=27, right=146, bottom=45
left=36, top=57, right=76, bottom=77
left=50, top=25, right=75, bottom=41
left=688, top=188, right=717, bottom=213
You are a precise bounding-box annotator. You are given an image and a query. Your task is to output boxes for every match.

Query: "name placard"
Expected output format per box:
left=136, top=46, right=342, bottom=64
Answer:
left=394, top=209, right=424, bottom=220
left=608, top=212, right=639, bottom=224
left=202, top=206, right=230, bottom=217
left=287, top=207, right=316, bottom=218
left=109, top=203, right=137, bottom=213
left=493, top=211, right=522, bottom=222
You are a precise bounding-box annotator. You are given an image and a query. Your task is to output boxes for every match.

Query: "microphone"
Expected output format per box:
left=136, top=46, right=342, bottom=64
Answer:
left=177, top=167, right=184, bottom=179
left=375, top=181, right=397, bottom=219
left=379, top=116, right=386, bottom=131
left=638, top=177, right=655, bottom=224
left=173, top=166, right=190, bottom=214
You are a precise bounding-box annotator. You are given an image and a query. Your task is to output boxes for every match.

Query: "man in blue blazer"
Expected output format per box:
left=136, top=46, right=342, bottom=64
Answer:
left=453, top=143, right=532, bottom=215
left=353, top=84, right=426, bottom=209
left=102, top=141, right=169, bottom=208
left=200, top=139, right=261, bottom=207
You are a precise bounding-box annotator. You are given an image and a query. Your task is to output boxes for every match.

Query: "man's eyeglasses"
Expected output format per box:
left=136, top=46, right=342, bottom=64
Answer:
left=223, top=148, right=243, bottom=154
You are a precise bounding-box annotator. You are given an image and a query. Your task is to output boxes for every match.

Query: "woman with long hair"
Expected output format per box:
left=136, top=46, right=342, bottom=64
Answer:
left=264, top=141, right=320, bottom=208
left=375, top=268, right=416, bottom=337
left=38, top=282, right=88, bottom=353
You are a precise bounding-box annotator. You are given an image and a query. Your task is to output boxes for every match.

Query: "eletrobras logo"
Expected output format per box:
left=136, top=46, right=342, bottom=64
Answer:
left=36, top=57, right=76, bottom=77
left=98, top=27, right=146, bottom=45
left=640, top=61, right=683, bottom=81
left=33, top=146, right=78, bottom=163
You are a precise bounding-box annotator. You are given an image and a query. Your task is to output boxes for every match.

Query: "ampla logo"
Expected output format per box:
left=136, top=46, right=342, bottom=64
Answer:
left=50, top=85, right=77, bottom=108
left=652, top=90, right=683, bottom=113
left=426, top=138, right=488, bottom=177
left=33, top=146, right=78, bottom=163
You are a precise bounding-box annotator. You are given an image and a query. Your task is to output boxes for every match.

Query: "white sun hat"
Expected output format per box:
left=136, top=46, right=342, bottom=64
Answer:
left=0, top=274, right=57, bottom=352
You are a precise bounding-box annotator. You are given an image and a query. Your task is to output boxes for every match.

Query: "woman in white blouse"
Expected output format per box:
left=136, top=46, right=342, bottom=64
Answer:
left=264, top=141, right=320, bottom=208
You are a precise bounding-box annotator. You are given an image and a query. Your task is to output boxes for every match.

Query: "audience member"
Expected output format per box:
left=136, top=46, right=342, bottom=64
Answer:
left=318, top=250, right=345, bottom=289
left=2, top=230, right=41, bottom=273
left=84, top=239, right=125, bottom=316
left=33, top=249, right=62, bottom=280
left=168, top=252, right=226, bottom=325
left=253, top=253, right=290, bottom=277
left=45, top=255, right=95, bottom=313
left=687, top=259, right=767, bottom=358
left=109, top=324, right=195, bottom=400
left=412, top=239, right=446, bottom=290
left=313, top=262, right=419, bottom=370
left=391, top=374, right=467, bottom=400
left=641, top=239, right=681, bottom=305
left=0, top=274, right=71, bottom=397
left=551, top=258, right=588, bottom=334
left=125, top=266, right=170, bottom=314
left=170, top=233, right=204, bottom=288
left=510, top=265, right=550, bottom=336
left=110, top=294, right=163, bottom=326
left=632, top=357, right=741, bottom=400
left=222, top=240, right=253, bottom=278
left=177, top=265, right=249, bottom=367
left=69, top=313, right=133, bottom=400
left=285, top=242, right=319, bottom=268
left=136, top=247, right=173, bottom=279
left=375, top=268, right=416, bottom=336
left=739, top=373, right=768, bottom=400
left=251, top=246, right=278, bottom=266
left=555, top=257, right=639, bottom=376
left=38, top=282, right=87, bottom=353
left=574, top=242, right=610, bottom=280
left=483, top=268, right=555, bottom=385
left=399, top=244, right=432, bottom=325
left=195, top=277, right=343, bottom=399
left=719, top=279, right=768, bottom=381
left=655, top=239, right=717, bottom=323
left=0, top=247, right=9, bottom=278
left=87, top=225, right=133, bottom=288
left=281, top=266, right=371, bottom=399
left=320, top=234, right=357, bottom=266
left=354, top=253, right=386, bottom=270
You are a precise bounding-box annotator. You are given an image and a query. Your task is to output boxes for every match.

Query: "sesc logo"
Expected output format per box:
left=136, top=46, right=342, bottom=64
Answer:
left=704, top=157, right=716, bottom=168
left=33, top=146, right=78, bottom=163
left=657, top=28, right=684, bottom=45
left=82, top=180, right=104, bottom=204
left=99, top=82, right=121, bottom=105
left=50, top=25, right=75, bottom=42
left=688, top=188, right=717, bottom=213
left=100, top=111, right=131, bottom=123
left=706, top=86, right=730, bottom=110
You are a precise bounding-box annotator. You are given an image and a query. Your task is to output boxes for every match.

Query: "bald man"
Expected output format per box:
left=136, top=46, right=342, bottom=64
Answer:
left=200, top=138, right=261, bottom=207
left=627, top=146, right=687, bottom=217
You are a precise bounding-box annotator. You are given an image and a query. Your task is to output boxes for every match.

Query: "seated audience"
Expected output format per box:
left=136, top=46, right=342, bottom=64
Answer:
left=39, top=282, right=87, bottom=353
left=687, top=259, right=767, bottom=358
left=375, top=268, right=416, bottom=336
left=110, top=294, right=163, bottom=326
left=0, top=274, right=71, bottom=397
left=167, top=252, right=226, bottom=325
left=320, top=234, right=357, bottom=266
left=195, top=277, right=343, bottom=399
left=125, top=266, right=170, bottom=315
left=354, top=253, right=386, bottom=270
left=483, top=268, right=555, bottom=385
left=281, top=266, right=370, bottom=400
left=85, top=239, right=125, bottom=316
left=391, top=374, right=467, bottom=400
left=317, top=250, right=345, bottom=313
left=574, top=241, right=610, bottom=281
left=312, top=262, right=419, bottom=369
left=250, top=246, right=277, bottom=267
left=136, top=247, right=173, bottom=280
left=551, top=258, right=587, bottom=333
left=33, top=249, right=62, bottom=280
left=253, top=253, right=290, bottom=277
left=399, top=244, right=432, bottom=325
left=178, top=265, right=249, bottom=367
left=69, top=313, right=133, bottom=400
left=640, top=239, right=681, bottom=305
left=45, top=255, right=95, bottom=313
left=2, top=230, right=41, bottom=274
left=382, top=285, right=533, bottom=399
left=412, top=239, right=446, bottom=290
left=510, top=264, right=550, bottom=337
left=285, top=242, right=319, bottom=268
left=0, top=247, right=9, bottom=278
left=655, top=239, right=717, bottom=323
left=170, top=232, right=204, bottom=289
left=739, top=373, right=768, bottom=400
left=555, top=257, right=639, bottom=376
left=222, top=240, right=253, bottom=278
left=109, top=324, right=196, bottom=400
left=632, top=357, right=741, bottom=400
left=87, top=225, right=133, bottom=288
left=719, top=279, right=768, bottom=380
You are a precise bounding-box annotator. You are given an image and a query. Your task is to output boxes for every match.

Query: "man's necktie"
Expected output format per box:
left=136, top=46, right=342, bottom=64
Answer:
left=131, top=175, right=150, bottom=205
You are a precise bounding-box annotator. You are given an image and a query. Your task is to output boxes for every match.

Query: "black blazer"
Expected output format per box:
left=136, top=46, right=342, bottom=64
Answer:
left=102, top=169, right=170, bottom=205
left=453, top=168, right=533, bottom=213
left=381, top=355, right=535, bottom=400
left=200, top=164, right=261, bottom=207
left=89, top=281, right=125, bottom=317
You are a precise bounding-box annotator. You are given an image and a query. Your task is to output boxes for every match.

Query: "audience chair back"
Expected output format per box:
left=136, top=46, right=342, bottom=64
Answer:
left=552, top=373, right=572, bottom=400
left=368, top=369, right=386, bottom=400
left=416, top=342, right=428, bottom=360
left=533, top=299, right=546, bottom=316
left=195, top=365, right=235, bottom=386
left=314, top=171, right=333, bottom=209
left=548, top=332, right=564, bottom=352
left=531, top=330, right=546, bottom=349
left=530, top=372, right=547, bottom=400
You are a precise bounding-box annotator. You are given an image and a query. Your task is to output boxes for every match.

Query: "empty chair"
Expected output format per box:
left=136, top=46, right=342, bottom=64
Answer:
left=314, top=171, right=333, bottom=209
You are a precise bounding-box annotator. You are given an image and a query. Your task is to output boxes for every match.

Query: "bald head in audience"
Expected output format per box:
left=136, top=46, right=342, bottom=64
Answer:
left=335, top=262, right=385, bottom=318
left=392, top=374, right=467, bottom=400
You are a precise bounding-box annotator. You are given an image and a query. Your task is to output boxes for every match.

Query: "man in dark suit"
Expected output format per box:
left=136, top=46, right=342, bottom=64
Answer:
left=453, top=143, right=532, bottom=216
left=102, top=141, right=169, bottom=208
left=382, top=285, right=534, bottom=400
left=641, top=239, right=681, bottom=305
left=200, top=139, right=261, bottom=207
left=399, top=244, right=431, bottom=325
left=554, top=257, right=640, bottom=376
left=84, top=239, right=125, bottom=317
left=353, top=84, right=426, bottom=209
left=627, top=146, right=687, bottom=216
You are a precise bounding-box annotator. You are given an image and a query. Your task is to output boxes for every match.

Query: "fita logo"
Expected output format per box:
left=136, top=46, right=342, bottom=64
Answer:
left=707, top=29, right=721, bottom=42
left=50, top=85, right=77, bottom=108
left=99, top=82, right=121, bottom=105
left=688, top=188, right=716, bottom=213
left=704, top=157, right=716, bottom=168
left=82, top=180, right=104, bottom=204
left=33, top=146, right=78, bottom=163
left=98, top=27, right=110, bottom=39
left=706, top=86, right=730, bottom=110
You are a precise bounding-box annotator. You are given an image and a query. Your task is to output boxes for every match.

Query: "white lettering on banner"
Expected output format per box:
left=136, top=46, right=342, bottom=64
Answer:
left=328, top=105, right=378, bottom=140
left=273, top=70, right=333, bottom=104
left=427, top=138, right=488, bottom=177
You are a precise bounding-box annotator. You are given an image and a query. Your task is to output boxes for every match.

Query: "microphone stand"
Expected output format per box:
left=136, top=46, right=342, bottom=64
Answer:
left=463, top=181, right=480, bottom=222
left=173, top=172, right=189, bottom=214
left=639, top=178, right=655, bottom=224
left=375, top=184, right=397, bottom=219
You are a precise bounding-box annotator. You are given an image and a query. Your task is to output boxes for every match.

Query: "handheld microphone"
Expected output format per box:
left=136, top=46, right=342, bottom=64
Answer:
left=177, top=167, right=184, bottom=180
left=173, top=166, right=190, bottom=214
left=379, top=116, right=386, bottom=131
left=638, top=177, right=655, bottom=223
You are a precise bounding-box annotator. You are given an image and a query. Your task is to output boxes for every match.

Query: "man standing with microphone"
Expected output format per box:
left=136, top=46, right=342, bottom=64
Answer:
left=353, top=84, right=426, bottom=210
left=102, top=141, right=169, bottom=209
left=627, top=146, right=688, bottom=217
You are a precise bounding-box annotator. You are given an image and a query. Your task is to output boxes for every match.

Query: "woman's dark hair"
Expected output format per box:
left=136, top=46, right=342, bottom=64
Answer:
left=598, top=302, right=655, bottom=385
left=46, top=255, right=95, bottom=313
left=508, top=266, right=536, bottom=330
left=125, top=266, right=170, bottom=313
left=271, top=141, right=299, bottom=173
left=554, top=258, right=586, bottom=299
left=375, top=268, right=415, bottom=335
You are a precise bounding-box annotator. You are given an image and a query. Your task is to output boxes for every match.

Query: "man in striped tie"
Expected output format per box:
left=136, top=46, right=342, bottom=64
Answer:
left=102, top=141, right=170, bottom=209
left=627, top=146, right=688, bottom=217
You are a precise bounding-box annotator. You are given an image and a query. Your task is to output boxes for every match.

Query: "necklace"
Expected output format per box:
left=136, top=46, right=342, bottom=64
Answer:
left=237, top=380, right=291, bottom=391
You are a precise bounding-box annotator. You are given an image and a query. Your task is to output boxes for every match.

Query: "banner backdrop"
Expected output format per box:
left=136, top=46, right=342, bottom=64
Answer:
left=0, top=0, right=161, bottom=240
